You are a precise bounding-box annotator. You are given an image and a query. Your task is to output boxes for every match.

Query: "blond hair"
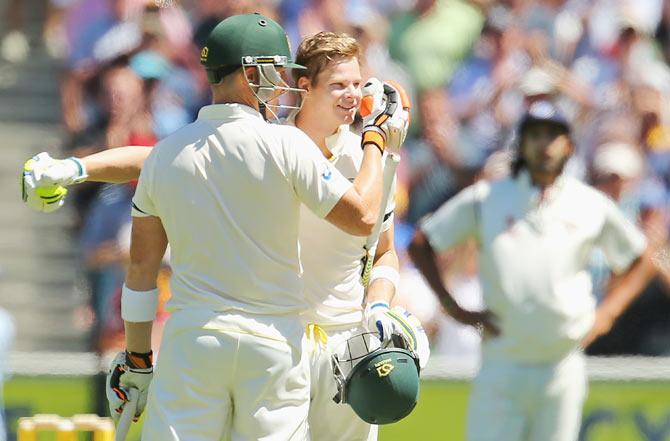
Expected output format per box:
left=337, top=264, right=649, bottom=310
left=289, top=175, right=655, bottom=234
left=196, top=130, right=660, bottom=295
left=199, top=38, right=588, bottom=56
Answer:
left=293, top=32, right=363, bottom=85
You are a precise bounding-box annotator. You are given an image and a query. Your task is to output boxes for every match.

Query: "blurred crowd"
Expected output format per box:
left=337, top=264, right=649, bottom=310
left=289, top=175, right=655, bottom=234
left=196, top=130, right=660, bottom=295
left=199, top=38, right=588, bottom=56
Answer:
left=3, top=0, right=670, bottom=361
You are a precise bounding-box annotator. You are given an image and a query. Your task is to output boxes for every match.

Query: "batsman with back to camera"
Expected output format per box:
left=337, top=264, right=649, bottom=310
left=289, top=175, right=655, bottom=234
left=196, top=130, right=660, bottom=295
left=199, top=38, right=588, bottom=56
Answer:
left=409, top=101, right=657, bottom=441
left=22, top=26, right=419, bottom=441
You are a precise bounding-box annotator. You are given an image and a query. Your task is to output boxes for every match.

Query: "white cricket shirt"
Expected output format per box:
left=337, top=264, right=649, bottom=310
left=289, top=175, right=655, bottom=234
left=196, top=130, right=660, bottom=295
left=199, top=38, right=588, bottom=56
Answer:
left=131, top=104, right=352, bottom=315
left=421, top=171, right=646, bottom=363
left=296, top=124, right=395, bottom=327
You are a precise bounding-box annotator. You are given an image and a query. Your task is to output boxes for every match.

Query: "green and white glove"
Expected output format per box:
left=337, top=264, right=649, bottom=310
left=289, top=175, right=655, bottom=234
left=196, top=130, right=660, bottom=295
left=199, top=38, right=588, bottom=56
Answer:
left=21, top=152, right=87, bottom=213
left=364, top=301, right=399, bottom=345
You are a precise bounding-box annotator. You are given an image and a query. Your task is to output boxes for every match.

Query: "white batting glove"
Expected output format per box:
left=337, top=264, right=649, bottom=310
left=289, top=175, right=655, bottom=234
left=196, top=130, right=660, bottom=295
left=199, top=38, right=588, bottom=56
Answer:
left=30, top=151, right=88, bottom=186
left=359, top=78, right=400, bottom=154
left=364, top=301, right=398, bottom=345
left=106, top=351, right=153, bottom=423
left=380, top=81, right=411, bottom=154
left=21, top=153, right=68, bottom=213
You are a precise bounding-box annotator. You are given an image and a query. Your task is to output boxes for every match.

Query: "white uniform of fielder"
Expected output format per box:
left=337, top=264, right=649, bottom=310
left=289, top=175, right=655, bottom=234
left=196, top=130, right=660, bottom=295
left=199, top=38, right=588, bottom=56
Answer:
left=420, top=171, right=646, bottom=441
left=132, top=103, right=352, bottom=441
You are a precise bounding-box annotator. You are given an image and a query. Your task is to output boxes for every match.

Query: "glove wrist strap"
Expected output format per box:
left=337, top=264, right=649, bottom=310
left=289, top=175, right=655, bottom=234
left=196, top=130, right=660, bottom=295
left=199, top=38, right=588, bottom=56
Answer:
left=361, top=128, right=385, bottom=155
left=68, top=157, right=88, bottom=184
left=125, top=350, right=153, bottom=370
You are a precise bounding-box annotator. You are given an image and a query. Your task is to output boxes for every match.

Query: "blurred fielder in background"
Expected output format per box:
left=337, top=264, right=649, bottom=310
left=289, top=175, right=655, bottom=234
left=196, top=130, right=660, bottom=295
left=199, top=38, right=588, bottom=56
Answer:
left=409, top=101, right=656, bottom=441
left=21, top=21, right=416, bottom=441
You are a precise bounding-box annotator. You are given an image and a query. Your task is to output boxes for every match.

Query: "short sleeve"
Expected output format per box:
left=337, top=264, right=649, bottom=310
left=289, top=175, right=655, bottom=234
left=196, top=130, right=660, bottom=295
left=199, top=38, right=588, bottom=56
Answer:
left=596, top=197, right=647, bottom=274
left=131, top=150, right=159, bottom=218
left=419, top=183, right=480, bottom=252
left=284, top=128, right=352, bottom=218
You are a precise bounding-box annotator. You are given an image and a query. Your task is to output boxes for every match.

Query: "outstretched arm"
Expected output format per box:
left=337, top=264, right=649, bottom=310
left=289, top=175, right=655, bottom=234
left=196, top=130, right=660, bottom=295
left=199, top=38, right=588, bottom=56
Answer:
left=35, top=146, right=152, bottom=185
left=81, top=146, right=152, bottom=183
left=22, top=147, right=152, bottom=213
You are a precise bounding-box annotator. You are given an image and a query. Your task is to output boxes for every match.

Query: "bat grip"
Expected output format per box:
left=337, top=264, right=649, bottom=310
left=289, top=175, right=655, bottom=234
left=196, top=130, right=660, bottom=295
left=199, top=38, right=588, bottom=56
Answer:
left=115, top=388, right=139, bottom=441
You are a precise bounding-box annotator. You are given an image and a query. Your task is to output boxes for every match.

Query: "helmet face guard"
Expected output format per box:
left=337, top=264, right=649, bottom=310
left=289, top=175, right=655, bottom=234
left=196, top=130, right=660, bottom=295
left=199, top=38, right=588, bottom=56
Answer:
left=241, top=55, right=306, bottom=120
left=331, top=332, right=421, bottom=425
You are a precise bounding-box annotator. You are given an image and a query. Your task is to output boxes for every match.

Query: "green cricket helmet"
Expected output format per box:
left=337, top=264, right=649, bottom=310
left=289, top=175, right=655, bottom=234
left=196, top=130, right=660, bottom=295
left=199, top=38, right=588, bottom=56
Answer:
left=332, top=332, right=421, bottom=425
left=200, top=13, right=305, bottom=117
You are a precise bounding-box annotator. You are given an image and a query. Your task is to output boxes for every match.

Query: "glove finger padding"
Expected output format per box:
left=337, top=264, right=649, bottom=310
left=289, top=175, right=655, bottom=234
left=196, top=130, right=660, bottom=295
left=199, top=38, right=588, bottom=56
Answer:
left=22, top=158, right=68, bottom=213
left=384, top=306, right=431, bottom=369
left=106, top=351, right=153, bottom=422
left=363, top=301, right=398, bottom=345
left=359, top=78, right=400, bottom=153
left=380, top=80, right=411, bottom=153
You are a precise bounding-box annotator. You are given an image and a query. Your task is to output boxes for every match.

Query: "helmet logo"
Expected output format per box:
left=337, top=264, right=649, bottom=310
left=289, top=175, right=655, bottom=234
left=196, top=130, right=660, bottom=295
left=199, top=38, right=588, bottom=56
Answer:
left=200, top=47, right=209, bottom=62
left=375, top=358, right=394, bottom=377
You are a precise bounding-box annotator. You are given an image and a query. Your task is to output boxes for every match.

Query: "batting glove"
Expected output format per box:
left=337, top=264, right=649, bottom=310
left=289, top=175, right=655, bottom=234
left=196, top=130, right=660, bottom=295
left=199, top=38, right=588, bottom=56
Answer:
left=359, top=78, right=399, bottom=154
left=21, top=153, right=68, bottom=213
left=380, top=81, right=411, bottom=154
left=364, top=301, right=399, bottom=345
left=106, top=351, right=153, bottom=423
left=28, top=151, right=88, bottom=187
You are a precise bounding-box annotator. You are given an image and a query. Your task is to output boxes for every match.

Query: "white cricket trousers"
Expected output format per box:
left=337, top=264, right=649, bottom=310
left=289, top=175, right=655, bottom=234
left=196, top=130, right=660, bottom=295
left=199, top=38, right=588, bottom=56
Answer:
left=141, top=308, right=311, bottom=441
left=306, top=324, right=378, bottom=441
left=467, top=351, right=587, bottom=441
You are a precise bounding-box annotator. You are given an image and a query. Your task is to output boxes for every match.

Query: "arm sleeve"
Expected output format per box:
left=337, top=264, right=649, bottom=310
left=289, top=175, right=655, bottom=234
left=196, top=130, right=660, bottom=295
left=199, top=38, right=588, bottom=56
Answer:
left=131, top=150, right=159, bottom=218
left=596, top=197, right=647, bottom=274
left=419, top=183, right=480, bottom=252
left=284, top=128, right=353, bottom=218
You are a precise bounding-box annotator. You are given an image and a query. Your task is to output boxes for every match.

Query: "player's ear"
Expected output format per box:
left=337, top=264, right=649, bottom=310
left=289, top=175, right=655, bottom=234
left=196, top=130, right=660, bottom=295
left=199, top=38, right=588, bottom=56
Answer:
left=244, top=66, right=259, bottom=84
left=297, top=75, right=311, bottom=92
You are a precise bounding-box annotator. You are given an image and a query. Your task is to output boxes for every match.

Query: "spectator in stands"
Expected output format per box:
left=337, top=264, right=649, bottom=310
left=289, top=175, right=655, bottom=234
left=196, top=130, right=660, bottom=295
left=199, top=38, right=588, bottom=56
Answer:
left=388, top=0, right=488, bottom=92
left=403, top=89, right=478, bottom=224
left=587, top=141, right=670, bottom=356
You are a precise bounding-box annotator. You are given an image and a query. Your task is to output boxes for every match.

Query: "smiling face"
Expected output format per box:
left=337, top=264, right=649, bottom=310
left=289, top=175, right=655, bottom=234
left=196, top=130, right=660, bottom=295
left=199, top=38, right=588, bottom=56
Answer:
left=293, top=32, right=364, bottom=131
left=298, top=56, right=362, bottom=128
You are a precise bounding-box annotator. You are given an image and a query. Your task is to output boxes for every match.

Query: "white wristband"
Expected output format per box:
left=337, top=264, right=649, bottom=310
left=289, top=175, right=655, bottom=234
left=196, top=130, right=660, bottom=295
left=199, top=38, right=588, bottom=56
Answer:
left=121, top=284, right=159, bottom=322
left=368, top=265, right=399, bottom=291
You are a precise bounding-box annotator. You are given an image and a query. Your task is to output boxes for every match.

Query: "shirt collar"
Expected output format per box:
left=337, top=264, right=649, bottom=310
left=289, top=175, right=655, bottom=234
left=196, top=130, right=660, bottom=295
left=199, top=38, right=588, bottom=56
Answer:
left=285, top=110, right=350, bottom=161
left=517, top=169, right=567, bottom=207
left=198, top=103, right=264, bottom=121
left=324, top=124, right=350, bottom=159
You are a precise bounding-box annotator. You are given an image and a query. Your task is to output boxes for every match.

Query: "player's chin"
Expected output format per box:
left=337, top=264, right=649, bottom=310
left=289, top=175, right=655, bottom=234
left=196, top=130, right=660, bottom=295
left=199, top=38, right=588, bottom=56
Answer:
left=336, top=106, right=356, bottom=123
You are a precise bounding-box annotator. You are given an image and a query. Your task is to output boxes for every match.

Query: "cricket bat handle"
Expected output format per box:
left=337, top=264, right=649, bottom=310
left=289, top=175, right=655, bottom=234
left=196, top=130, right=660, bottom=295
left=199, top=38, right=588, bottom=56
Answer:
left=115, top=388, right=138, bottom=441
left=361, top=152, right=401, bottom=288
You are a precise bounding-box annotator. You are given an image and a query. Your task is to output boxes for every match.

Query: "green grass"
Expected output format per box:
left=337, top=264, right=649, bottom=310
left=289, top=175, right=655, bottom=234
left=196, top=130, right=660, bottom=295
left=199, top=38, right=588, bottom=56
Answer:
left=6, top=377, right=670, bottom=441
